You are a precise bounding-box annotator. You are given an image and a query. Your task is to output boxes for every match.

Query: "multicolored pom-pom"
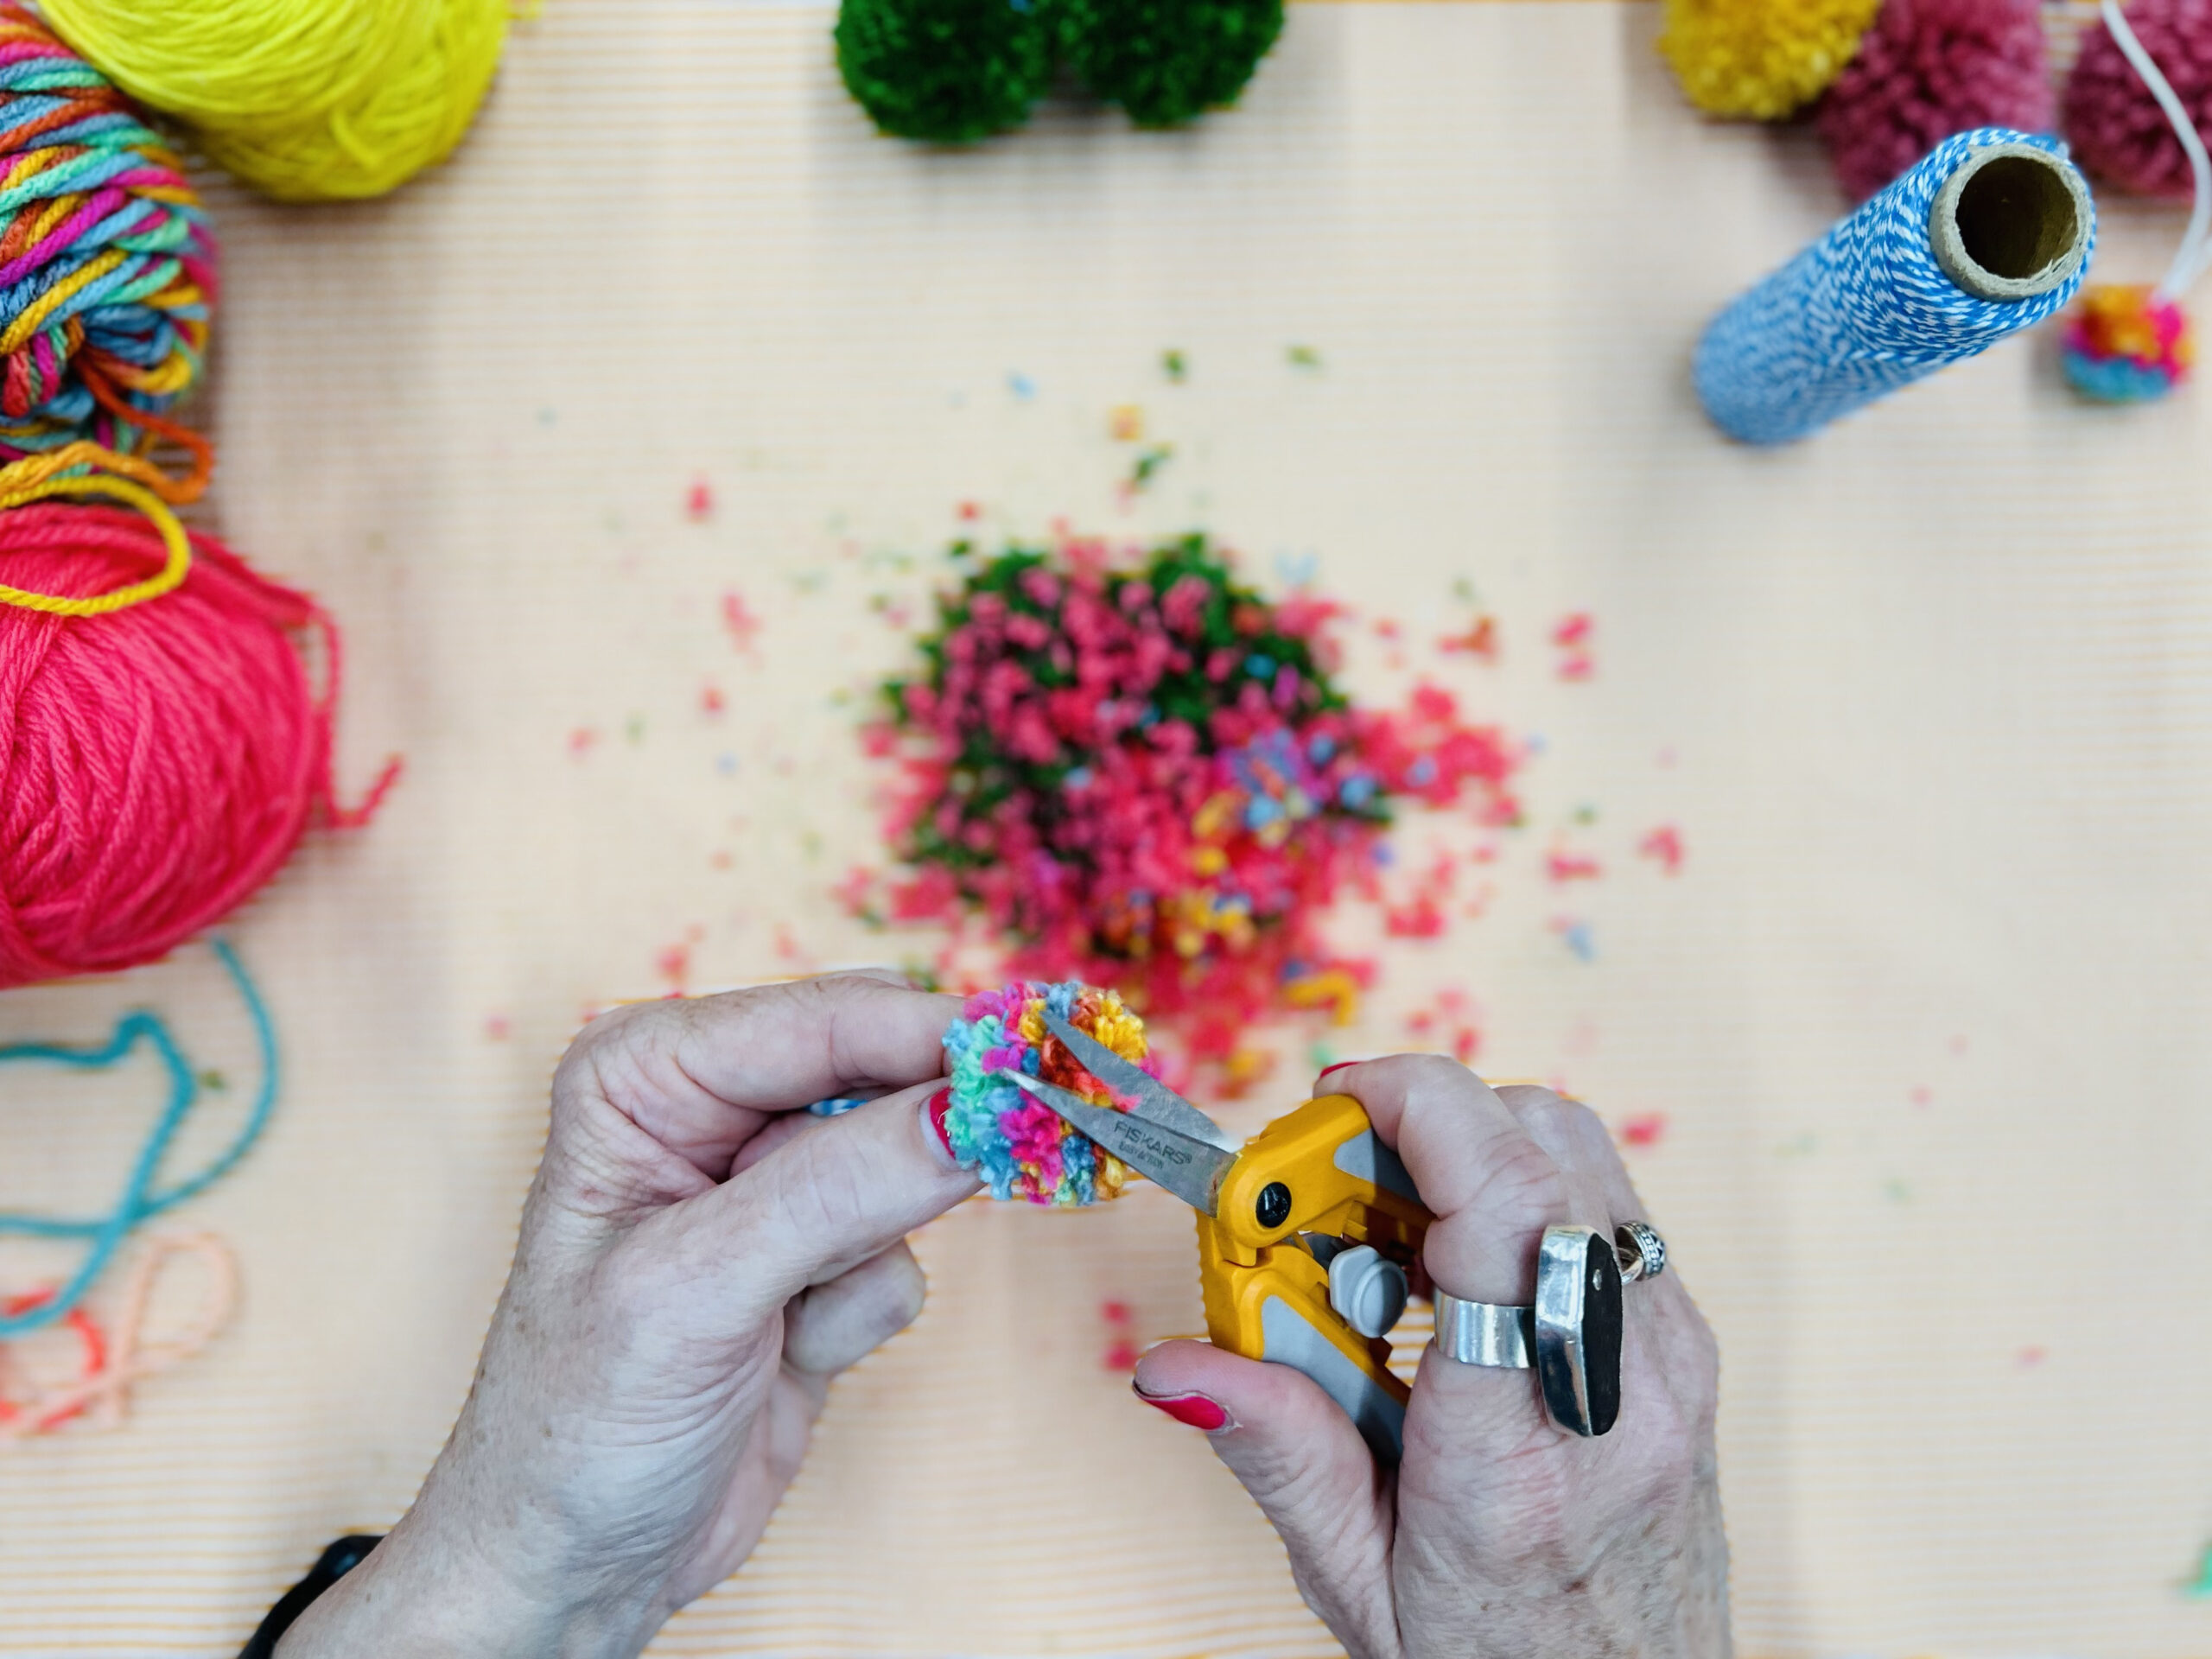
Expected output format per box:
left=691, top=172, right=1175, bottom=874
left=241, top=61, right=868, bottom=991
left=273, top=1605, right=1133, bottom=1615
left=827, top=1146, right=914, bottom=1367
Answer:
left=1816, top=0, right=2051, bottom=201
left=941, top=980, right=1152, bottom=1206
left=2061, top=283, right=2195, bottom=400
left=1658, top=0, right=1885, bottom=120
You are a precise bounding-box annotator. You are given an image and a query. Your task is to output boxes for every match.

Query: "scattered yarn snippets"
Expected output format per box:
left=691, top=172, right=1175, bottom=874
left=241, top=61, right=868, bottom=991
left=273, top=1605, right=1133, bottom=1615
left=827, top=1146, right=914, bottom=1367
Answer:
left=1658, top=0, right=1884, bottom=119
left=1695, top=128, right=2094, bottom=442
left=0, top=1233, right=235, bottom=1441
left=1058, top=0, right=1284, bottom=128
left=2186, top=1539, right=2212, bottom=1596
left=0, top=4, right=216, bottom=484
left=1639, top=823, right=1687, bottom=874
left=41, top=0, right=512, bottom=203
left=836, top=0, right=1054, bottom=143
left=2061, top=1, right=2210, bottom=402
left=1817, top=0, right=2052, bottom=201
left=2063, top=0, right=2212, bottom=199
left=0, top=512, right=398, bottom=987
left=2063, top=282, right=2195, bottom=396
left=863, top=535, right=1521, bottom=1063
left=0, top=941, right=272, bottom=1338
left=941, top=979, right=1149, bottom=1205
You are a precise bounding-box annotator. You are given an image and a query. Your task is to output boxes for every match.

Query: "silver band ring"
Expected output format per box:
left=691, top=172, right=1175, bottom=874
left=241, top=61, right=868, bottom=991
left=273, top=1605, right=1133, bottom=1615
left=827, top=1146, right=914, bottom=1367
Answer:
left=1427, top=1221, right=1666, bottom=1438
left=1615, top=1219, right=1666, bottom=1283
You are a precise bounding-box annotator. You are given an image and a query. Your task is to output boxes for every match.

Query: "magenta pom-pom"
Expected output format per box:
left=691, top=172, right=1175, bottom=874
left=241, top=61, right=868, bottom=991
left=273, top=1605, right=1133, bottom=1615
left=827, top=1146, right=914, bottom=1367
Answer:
left=1817, top=0, right=2052, bottom=200
left=2064, top=0, right=2212, bottom=198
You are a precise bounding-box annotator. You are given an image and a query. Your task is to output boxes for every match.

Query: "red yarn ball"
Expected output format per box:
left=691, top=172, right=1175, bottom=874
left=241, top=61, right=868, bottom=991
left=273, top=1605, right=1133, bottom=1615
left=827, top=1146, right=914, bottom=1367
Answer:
left=2064, top=0, right=2212, bottom=198
left=1818, top=0, right=2052, bottom=200
left=0, top=505, right=391, bottom=987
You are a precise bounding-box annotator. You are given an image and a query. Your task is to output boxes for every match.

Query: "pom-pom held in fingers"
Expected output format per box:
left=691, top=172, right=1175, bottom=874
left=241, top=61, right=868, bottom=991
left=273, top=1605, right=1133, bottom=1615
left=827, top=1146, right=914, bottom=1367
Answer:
left=1659, top=0, right=1885, bottom=119
left=2061, top=283, right=2194, bottom=398
left=1817, top=0, right=2052, bottom=200
left=0, top=505, right=395, bottom=988
left=0, top=4, right=215, bottom=477
left=2063, top=0, right=2212, bottom=198
left=836, top=0, right=1055, bottom=143
left=941, top=980, right=1151, bottom=1206
left=40, top=0, right=511, bottom=201
left=1058, top=0, right=1284, bottom=127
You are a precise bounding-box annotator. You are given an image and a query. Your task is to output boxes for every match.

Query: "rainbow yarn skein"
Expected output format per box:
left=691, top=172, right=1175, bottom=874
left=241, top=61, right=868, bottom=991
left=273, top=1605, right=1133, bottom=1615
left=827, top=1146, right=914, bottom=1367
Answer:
left=941, top=981, right=1152, bottom=1206
left=0, top=4, right=214, bottom=482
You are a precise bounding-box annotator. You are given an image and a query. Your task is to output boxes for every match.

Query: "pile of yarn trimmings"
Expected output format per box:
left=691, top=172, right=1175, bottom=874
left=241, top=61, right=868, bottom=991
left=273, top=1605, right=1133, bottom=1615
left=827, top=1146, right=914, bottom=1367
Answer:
left=0, top=6, right=392, bottom=988
left=941, top=980, right=1152, bottom=1206
left=40, top=0, right=514, bottom=201
left=870, top=534, right=1520, bottom=1065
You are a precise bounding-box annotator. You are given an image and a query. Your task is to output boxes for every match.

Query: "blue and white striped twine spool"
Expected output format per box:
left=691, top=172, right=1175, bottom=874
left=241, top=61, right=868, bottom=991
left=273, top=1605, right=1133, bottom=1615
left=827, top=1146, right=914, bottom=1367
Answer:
left=1695, top=128, right=2095, bottom=444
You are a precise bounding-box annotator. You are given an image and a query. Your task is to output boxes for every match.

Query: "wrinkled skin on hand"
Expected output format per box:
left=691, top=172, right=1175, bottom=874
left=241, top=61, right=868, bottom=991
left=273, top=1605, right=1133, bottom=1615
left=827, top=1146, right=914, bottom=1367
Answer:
left=279, top=971, right=978, bottom=1659
left=1135, top=1058, right=1730, bottom=1659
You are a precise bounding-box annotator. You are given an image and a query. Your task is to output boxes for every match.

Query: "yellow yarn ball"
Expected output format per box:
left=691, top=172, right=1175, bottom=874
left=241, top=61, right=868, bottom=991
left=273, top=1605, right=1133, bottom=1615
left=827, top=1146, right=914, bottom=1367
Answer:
left=1657, top=0, right=1883, bottom=121
left=41, top=0, right=511, bottom=202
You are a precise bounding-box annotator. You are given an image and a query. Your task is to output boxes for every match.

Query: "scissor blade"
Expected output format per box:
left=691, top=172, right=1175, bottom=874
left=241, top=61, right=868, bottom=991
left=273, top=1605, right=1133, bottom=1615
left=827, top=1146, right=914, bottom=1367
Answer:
left=1038, top=1009, right=1240, bottom=1153
left=999, top=1069, right=1236, bottom=1216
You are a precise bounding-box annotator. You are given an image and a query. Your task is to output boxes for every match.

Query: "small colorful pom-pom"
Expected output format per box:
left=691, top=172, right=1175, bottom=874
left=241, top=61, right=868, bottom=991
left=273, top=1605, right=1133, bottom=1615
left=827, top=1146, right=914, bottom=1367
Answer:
left=941, top=980, right=1153, bottom=1205
left=2061, top=283, right=2195, bottom=401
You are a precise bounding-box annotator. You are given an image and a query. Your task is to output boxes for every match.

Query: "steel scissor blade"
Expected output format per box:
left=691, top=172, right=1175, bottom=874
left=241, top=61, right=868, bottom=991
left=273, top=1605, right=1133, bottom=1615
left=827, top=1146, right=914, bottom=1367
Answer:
left=999, top=1069, right=1236, bottom=1217
left=1037, top=1009, right=1240, bottom=1153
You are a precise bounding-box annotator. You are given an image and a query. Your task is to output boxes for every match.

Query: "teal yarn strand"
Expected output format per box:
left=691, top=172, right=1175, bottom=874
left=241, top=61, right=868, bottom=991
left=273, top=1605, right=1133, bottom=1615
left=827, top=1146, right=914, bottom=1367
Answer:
left=0, top=938, right=276, bottom=1338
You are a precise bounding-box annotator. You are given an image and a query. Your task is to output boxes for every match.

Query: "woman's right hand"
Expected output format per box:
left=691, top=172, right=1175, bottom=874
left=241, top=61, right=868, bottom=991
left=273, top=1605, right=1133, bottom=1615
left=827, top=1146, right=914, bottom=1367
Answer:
left=1133, top=1057, right=1731, bottom=1658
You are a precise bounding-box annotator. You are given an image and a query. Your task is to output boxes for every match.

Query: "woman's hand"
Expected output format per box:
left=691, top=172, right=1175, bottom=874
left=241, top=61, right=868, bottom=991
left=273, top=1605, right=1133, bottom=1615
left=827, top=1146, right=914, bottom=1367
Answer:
left=1133, top=1058, right=1729, bottom=1659
left=278, top=971, right=978, bottom=1659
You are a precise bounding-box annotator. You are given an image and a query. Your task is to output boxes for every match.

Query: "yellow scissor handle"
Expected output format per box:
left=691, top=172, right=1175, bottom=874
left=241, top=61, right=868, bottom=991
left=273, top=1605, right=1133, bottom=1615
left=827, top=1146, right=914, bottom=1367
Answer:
left=1195, top=1094, right=1433, bottom=1458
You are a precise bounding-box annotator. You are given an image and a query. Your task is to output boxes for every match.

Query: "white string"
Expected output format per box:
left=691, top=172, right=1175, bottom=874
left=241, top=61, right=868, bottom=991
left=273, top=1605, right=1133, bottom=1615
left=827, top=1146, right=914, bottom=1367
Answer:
left=2101, top=0, right=2212, bottom=296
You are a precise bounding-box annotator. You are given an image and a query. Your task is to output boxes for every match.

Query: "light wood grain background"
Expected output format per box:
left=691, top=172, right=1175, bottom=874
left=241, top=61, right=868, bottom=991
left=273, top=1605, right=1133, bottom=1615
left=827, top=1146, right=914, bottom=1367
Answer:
left=2, top=3, right=2208, bottom=1653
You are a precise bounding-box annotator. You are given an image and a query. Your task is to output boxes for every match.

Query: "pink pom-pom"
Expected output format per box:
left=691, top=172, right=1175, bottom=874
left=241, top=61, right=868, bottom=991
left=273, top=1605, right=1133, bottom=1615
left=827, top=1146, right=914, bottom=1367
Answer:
left=1817, top=0, right=2052, bottom=200
left=2063, top=0, right=2212, bottom=198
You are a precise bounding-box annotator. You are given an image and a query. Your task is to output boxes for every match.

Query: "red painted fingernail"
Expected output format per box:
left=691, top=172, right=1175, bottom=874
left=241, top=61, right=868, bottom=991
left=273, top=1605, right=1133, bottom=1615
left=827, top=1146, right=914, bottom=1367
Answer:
left=1317, top=1060, right=1357, bottom=1083
left=1135, top=1387, right=1233, bottom=1431
left=924, top=1086, right=957, bottom=1162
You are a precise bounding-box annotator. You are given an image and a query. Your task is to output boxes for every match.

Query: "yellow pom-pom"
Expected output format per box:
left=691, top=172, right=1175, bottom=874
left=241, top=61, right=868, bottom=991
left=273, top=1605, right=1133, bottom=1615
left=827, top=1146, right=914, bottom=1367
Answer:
left=41, top=0, right=511, bottom=202
left=1658, top=0, right=1883, bottom=121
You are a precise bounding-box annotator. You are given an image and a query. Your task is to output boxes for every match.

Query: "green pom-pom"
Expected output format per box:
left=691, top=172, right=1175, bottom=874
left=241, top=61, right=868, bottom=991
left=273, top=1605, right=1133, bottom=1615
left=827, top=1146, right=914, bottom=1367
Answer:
left=1059, top=0, right=1283, bottom=127
left=836, top=0, right=1054, bottom=143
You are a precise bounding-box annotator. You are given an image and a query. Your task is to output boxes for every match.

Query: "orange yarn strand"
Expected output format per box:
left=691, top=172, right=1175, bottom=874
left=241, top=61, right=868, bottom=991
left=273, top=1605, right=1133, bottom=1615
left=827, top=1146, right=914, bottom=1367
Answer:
left=0, top=1235, right=238, bottom=1443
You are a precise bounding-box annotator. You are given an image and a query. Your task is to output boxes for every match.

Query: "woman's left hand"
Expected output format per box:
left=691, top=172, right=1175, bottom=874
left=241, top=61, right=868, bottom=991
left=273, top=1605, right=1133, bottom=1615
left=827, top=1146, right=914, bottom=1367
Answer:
left=277, top=971, right=978, bottom=1659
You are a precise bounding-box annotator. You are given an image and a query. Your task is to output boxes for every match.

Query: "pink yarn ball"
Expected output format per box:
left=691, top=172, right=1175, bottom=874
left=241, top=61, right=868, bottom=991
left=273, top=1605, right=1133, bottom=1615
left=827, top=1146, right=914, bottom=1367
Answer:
left=2064, top=0, right=2212, bottom=198
left=1818, top=0, right=2052, bottom=200
left=0, top=506, right=395, bottom=987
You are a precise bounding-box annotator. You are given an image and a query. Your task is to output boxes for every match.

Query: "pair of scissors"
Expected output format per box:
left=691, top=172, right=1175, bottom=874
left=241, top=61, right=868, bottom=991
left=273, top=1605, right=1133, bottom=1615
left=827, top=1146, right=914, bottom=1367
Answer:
left=1002, top=1013, right=1433, bottom=1459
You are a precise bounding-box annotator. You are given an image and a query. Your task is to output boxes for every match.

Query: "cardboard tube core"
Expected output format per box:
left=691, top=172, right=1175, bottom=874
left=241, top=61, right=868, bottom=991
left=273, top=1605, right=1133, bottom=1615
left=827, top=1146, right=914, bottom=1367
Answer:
left=1929, top=143, right=2092, bottom=302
